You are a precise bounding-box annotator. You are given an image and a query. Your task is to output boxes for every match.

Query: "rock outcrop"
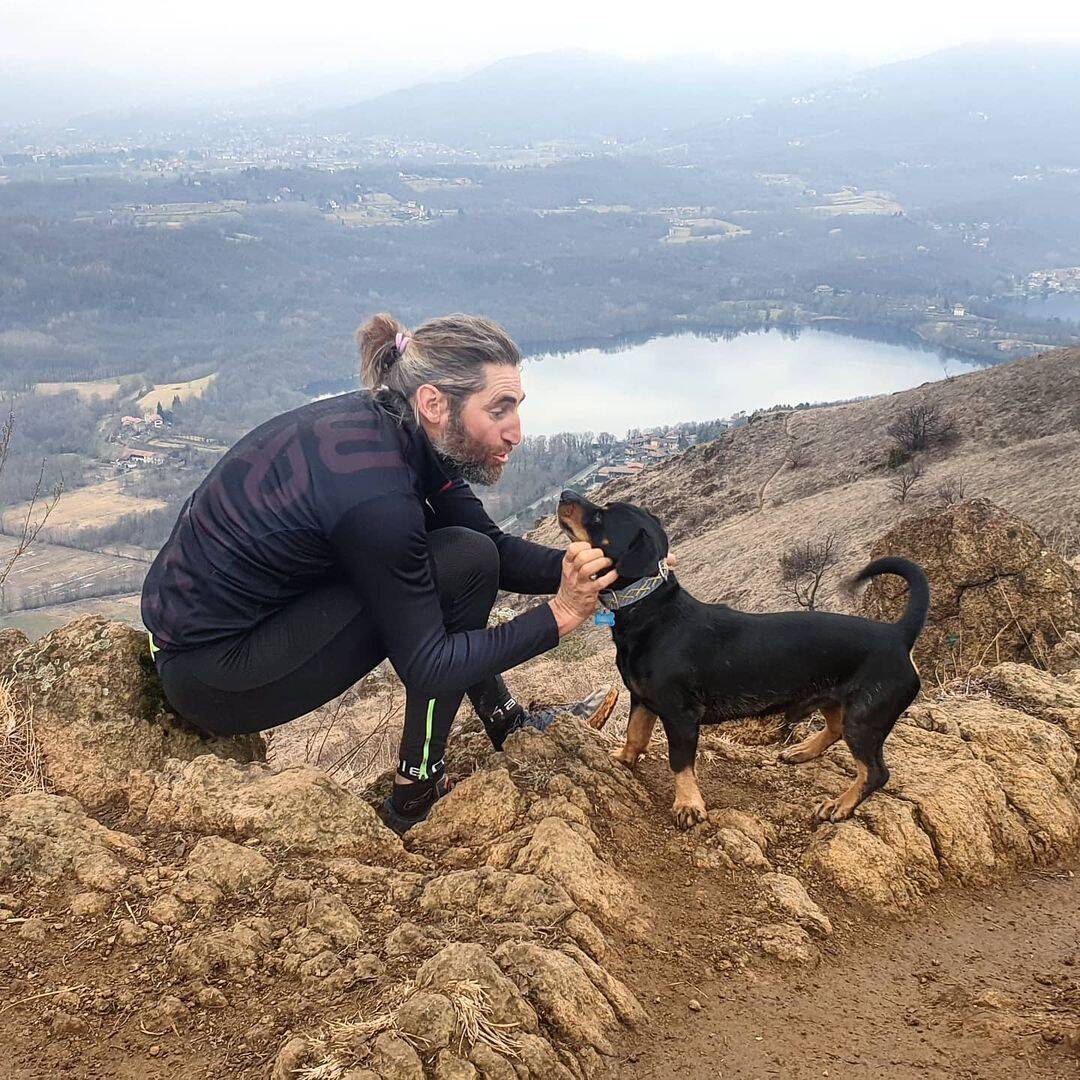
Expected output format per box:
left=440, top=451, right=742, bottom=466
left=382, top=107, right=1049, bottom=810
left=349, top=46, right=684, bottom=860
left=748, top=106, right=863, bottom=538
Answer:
left=861, top=499, right=1080, bottom=677
left=1, top=612, right=1079, bottom=1077
left=6, top=616, right=263, bottom=809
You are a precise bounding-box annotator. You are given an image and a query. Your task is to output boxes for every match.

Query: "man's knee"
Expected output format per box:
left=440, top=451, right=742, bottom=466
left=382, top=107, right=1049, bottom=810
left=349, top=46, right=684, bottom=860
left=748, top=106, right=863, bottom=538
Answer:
left=428, top=527, right=500, bottom=614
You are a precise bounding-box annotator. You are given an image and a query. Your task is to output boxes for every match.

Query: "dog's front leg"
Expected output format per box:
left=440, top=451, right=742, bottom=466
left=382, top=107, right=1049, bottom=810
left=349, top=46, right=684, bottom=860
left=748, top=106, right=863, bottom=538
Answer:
left=612, top=695, right=658, bottom=767
left=663, top=715, right=707, bottom=829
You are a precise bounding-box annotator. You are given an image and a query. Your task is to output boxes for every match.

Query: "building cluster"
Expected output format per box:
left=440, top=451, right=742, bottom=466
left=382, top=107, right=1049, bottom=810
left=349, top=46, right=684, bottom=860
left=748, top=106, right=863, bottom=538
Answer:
left=113, top=414, right=167, bottom=470
left=594, top=429, right=696, bottom=479
left=1023, top=267, right=1080, bottom=295
left=120, top=414, right=164, bottom=434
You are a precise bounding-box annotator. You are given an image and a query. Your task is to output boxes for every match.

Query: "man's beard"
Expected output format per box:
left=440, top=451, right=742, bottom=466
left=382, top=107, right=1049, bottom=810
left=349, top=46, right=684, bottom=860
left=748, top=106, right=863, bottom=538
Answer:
left=433, top=407, right=506, bottom=487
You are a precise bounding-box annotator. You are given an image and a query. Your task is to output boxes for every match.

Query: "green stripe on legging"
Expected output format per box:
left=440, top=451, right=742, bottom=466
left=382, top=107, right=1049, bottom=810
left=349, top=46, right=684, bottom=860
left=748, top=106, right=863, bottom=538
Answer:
left=419, top=698, right=436, bottom=780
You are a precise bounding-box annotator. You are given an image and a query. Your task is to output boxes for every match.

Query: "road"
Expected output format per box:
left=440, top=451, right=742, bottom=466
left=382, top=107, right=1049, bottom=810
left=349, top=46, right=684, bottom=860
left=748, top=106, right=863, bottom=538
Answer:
left=496, top=460, right=601, bottom=533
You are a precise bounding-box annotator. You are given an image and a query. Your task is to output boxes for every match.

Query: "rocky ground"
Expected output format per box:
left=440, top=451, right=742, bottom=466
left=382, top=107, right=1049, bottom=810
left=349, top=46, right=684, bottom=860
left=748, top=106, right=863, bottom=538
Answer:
left=1, top=609, right=1079, bottom=1078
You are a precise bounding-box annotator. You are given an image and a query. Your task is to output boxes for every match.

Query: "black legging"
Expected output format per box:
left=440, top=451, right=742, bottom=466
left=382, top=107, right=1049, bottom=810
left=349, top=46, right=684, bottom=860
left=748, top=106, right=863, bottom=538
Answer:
left=155, top=527, right=507, bottom=780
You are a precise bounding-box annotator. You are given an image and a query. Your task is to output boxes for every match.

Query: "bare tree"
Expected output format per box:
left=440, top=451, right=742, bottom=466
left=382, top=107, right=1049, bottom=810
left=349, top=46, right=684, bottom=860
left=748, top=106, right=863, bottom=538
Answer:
left=887, top=403, right=958, bottom=456
left=785, top=443, right=811, bottom=469
left=778, top=532, right=842, bottom=611
left=0, top=406, right=63, bottom=593
left=935, top=474, right=967, bottom=506
left=888, top=462, right=924, bottom=504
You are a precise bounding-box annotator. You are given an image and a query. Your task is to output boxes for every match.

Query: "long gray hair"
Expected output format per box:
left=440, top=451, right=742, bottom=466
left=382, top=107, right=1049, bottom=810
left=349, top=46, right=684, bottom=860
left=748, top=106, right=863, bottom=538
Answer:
left=357, top=312, right=521, bottom=421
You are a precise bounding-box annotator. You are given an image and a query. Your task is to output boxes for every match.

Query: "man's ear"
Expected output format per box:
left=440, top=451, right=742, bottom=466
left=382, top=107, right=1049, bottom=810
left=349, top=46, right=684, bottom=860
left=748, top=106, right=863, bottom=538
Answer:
left=616, top=528, right=660, bottom=580
left=414, top=383, right=447, bottom=427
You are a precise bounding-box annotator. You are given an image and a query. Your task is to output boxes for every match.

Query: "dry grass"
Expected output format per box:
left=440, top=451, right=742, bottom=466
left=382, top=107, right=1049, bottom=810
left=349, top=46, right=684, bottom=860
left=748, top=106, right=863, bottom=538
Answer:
left=294, top=978, right=520, bottom=1079
left=0, top=478, right=166, bottom=539
left=268, top=678, right=403, bottom=789
left=34, top=378, right=125, bottom=403
left=0, top=676, right=47, bottom=798
left=447, top=979, right=523, bottom=1059
left=136, top=374, right=216, bottom=417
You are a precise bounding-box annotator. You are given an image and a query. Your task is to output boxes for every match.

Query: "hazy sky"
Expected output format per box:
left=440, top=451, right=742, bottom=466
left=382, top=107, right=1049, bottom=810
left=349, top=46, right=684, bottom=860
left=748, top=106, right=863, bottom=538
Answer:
left=4, top=0, right=1080, bottom=87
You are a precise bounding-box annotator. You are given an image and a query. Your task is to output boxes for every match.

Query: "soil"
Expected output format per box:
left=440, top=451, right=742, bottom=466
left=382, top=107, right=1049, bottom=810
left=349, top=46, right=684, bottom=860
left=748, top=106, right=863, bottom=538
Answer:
left=612, top=754, right=1080, bottom=1080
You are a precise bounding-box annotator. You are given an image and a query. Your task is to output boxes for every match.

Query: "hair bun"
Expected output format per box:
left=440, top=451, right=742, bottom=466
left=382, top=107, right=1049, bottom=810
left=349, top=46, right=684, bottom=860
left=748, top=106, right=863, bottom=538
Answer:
left=357, top=313, right=408, bottom=389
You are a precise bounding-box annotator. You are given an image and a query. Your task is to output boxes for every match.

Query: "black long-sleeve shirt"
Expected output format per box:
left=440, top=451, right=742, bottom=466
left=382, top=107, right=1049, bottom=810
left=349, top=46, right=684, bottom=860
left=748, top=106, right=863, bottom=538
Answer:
left=141, top=389, right=563, bottom=695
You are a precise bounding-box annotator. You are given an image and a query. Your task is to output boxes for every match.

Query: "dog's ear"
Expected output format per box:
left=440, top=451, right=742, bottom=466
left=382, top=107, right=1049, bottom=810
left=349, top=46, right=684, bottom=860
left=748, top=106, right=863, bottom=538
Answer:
left=616, top=527, right=661, bottom=580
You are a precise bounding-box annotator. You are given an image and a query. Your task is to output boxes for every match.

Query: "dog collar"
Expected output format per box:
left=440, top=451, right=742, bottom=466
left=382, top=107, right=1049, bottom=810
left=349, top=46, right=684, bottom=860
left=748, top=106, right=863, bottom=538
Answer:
left=599, top=559, right=670, bottom=612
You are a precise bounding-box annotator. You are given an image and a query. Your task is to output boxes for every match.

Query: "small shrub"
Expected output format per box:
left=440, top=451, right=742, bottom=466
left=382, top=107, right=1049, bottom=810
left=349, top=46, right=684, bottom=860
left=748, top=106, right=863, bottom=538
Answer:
left=886, top=444, right=911, bottom=469
left=935, top=474, right=967, bottom=506
left=888, top=462, right=924, bottom=504
left=785, top=444, right=811, bottom=469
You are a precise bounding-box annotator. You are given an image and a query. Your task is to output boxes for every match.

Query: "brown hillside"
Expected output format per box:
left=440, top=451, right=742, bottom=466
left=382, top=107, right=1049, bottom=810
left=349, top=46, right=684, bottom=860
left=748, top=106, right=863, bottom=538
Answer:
left=527, top=346, right=1080, bottom=615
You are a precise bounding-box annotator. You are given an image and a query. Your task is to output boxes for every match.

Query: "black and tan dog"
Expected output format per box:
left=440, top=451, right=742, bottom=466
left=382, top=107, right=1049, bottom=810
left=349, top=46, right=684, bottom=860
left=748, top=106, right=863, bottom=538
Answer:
left=557, top=489, right=930, bottom=828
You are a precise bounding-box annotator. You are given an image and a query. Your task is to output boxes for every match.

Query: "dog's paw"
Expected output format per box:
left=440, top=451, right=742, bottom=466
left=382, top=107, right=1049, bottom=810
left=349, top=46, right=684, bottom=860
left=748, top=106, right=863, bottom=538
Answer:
left=611, top=747, right=640, bottom=768
left=672, top=798, right=708, bottom=830
left=811, top=797, right=855, bottom=826
left=778, top=745, right=811, bottom=765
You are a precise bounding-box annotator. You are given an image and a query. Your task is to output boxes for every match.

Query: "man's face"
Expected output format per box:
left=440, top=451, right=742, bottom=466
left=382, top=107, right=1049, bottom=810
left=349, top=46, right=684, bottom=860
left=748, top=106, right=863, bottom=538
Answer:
left=433, top=363, right=524, bottom=486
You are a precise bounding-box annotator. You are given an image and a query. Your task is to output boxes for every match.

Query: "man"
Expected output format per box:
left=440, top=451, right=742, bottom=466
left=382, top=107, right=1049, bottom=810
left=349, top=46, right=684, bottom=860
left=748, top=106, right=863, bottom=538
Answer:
left=142, top=312, right=619, bottom=833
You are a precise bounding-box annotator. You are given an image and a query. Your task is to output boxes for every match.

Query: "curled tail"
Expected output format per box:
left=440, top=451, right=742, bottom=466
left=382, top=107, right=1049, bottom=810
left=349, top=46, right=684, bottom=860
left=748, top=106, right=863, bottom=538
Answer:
left=853, top=556, right=931, bottom=649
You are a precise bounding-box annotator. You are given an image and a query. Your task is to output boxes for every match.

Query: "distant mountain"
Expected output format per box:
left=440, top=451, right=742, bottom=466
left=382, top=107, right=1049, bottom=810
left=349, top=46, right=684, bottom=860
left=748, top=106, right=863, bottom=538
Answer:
left=685, top=42, right=1080, bottom=168
left=312, top=49, right=860, bottom=144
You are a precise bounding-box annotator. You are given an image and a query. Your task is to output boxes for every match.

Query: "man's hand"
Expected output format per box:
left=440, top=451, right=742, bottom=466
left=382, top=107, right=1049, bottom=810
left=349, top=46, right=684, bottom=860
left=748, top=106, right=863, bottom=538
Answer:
left=548, top=541, right=618, bottom=638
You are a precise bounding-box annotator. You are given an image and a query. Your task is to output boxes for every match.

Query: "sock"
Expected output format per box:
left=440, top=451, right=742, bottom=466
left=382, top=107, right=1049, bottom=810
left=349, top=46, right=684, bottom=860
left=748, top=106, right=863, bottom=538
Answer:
left=391, top=775, right=444, bottom=819
left=469, top=676, right=526, bottom=750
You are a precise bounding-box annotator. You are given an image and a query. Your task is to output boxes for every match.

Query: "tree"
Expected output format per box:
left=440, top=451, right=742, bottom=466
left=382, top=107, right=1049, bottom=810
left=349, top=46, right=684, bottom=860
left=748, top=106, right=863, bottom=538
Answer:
left=886, top=404, right=957, bottom=456
left=0, top=406, right=63, bottom=593
left=778, top=532, right=841, bottom=611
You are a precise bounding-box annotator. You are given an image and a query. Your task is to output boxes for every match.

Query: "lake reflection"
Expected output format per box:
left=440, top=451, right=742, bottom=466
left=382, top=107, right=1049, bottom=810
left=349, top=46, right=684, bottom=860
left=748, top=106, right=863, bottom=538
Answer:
left=519, top=328, right=981, bottom=435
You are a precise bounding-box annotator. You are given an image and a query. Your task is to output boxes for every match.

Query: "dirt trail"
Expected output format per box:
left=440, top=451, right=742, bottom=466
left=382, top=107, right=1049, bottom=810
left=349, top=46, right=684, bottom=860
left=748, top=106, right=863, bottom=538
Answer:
left=613, top=751, right=1080, bottom=1080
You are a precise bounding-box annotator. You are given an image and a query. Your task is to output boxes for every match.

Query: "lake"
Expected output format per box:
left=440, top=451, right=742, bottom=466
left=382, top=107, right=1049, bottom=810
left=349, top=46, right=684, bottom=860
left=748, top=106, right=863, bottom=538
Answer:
left=518, top=327, right=981, bottom=435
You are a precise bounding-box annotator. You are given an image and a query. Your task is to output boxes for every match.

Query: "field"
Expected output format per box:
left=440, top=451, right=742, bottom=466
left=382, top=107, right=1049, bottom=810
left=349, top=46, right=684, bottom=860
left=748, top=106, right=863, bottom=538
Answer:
left=811, top=188, right=904, bottom=216
left=0, top=478, right=166, bottom=540
left=664, top=217, right=751, bottom=244
left=0, top=535, right=148, bottom=613
left=0, top=591, right=143, bottom=640
left=136, top=373, right=216, bottom=416
left=34, top=378, right=125, bottom=402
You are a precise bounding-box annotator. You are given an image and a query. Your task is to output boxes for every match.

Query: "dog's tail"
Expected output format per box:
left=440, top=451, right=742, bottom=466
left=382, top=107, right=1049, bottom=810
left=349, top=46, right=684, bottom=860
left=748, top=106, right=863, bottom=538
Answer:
left=849, top=556, right=931, bottom=649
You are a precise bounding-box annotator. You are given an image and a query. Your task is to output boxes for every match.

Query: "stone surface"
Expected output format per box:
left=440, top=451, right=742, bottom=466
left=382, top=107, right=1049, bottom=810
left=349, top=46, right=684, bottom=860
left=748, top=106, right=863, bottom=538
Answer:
left=406, top=768, right=524, bottom=852
left=511, top=816, right=649, bottom=939
left=861, top=500, right=1080, bottom=676
left=183, top=836, right=274, bottom=894
left=133, top=754, right=405, bottom=861
left=420, top=866, right=576, bottom=926
left=9, top=617, right=263, bottom=809
left=0, top=792, right=143, bottom=887
left=415, top=943, right=539, bottom=1034
left=493, top=941, right=631, bottom=1055
left=759, top=873, right=832, bottom=936
left=0, top=627, right=28, bottom=674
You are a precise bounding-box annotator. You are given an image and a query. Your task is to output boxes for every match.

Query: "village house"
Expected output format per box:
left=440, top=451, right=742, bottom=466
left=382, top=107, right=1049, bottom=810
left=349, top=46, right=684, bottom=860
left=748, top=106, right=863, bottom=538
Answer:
left=116, top=447, right=165, bottom=469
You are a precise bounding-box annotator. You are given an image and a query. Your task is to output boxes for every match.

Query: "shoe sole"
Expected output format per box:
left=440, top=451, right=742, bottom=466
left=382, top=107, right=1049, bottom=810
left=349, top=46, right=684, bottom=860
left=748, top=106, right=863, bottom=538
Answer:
left=586, top=686, right=620, bottom=730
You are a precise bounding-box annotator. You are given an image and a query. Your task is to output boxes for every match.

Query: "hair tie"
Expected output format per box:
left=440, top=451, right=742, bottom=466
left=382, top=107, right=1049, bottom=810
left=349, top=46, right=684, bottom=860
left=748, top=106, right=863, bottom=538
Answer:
left=395, top=331, right=411, bottom=356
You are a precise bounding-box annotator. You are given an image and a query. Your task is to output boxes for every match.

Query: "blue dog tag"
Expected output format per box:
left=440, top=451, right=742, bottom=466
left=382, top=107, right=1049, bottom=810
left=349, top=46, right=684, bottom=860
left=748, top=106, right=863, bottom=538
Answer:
left=594, top=611, right=615, bottom=627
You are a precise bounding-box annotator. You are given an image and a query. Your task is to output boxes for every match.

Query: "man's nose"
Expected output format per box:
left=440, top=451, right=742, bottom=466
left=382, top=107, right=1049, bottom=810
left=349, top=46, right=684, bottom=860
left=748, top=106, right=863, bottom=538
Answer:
left=504, top=416, right=522, bottom=446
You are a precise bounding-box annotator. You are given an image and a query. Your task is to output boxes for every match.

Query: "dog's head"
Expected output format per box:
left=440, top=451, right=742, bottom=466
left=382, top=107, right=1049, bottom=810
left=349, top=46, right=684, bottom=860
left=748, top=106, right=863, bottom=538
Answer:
left=557, top=490, right=671, bottom=585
